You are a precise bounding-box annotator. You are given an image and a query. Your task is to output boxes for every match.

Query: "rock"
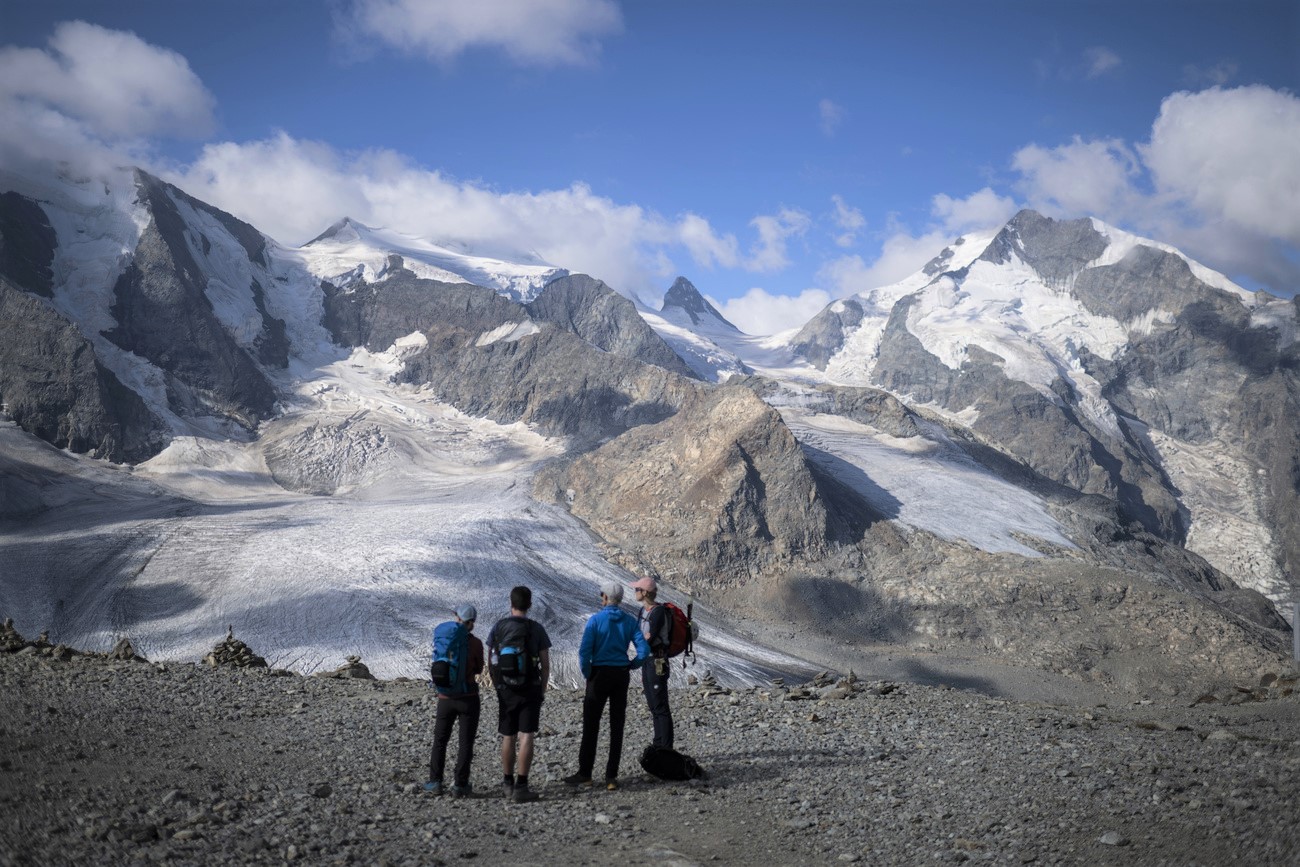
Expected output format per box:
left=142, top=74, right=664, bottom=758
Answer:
left=316, top=655, right=375, bottom=680
left=203, top=628, right=267, bottom=669
left=109, top=637, right=145, bottom=662
left=1098, top=831, right=1128, bottom=846
left=0, top=618, right=27, bottom=652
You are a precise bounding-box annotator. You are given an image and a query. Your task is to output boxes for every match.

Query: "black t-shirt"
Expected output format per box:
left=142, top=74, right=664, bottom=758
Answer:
left=486, top=616, right=552, bottom=693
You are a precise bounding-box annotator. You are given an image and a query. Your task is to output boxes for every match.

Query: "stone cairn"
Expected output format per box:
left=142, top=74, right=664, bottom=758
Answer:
left=203, top=626, right=268, bottom=669
left=0, top=618, right=26, bottom=653
left=314, top=654, right=375, bottom=680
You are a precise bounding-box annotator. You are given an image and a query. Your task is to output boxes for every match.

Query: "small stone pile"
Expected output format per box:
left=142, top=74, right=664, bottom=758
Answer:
left=1194, top=671, right=1298, bottom=705
left=108, top=637, right=146, bottom=662
left=314, top=654, right=375, bottom=680
left=1, top=618, right=27, bottom=652
left=202, top=627, right=268, bottom=669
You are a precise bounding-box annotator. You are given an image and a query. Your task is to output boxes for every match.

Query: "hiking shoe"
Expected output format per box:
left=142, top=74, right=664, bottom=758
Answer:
left=511, top=783, right=539, bottom=803
left=605, top=778, right=619, bottom=791
left=423, top=781, right=443, bottom=796
left=450, top=783, right=472, bottom=798
left=501, top=780, right=514, bottom=799
left=562, top=773, right=593, bottom=787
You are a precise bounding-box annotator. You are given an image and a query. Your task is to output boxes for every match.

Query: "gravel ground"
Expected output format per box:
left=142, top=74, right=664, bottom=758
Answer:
left=2, top=648, right=1298, bottom=866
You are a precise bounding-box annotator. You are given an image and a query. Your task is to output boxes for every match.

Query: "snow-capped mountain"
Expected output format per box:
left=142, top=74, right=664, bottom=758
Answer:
left=1, top=168, right=1293, bottom=691
left=296, top=217, right=567, bottom=302
left=774, top=211, right=1299, bottom=610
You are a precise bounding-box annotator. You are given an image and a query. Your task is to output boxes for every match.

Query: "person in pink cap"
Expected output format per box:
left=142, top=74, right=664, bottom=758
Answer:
left=631, top=575, right=674, bottom=750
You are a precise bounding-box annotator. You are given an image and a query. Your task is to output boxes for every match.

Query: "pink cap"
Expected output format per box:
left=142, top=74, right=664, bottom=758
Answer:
left=630, top=576, right=658, bottom=592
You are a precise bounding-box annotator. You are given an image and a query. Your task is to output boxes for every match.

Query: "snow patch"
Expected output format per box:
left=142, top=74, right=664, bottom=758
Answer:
left=785, top=409, right=1075, bottom=557
left=1087, top=218, right=1255, bottom=303
left=475, top=320, right=541, bottom=347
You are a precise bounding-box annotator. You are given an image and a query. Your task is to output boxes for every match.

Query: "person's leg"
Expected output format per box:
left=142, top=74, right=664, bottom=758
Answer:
left=577, top=669, right=610, bottom=777
left=643, top=662, right=673, bottom=749
left=516, top=731, right=535, bottom=776
left=454, top=695, right=481, bottom=788
left=606, top=667, right=630, bottom=781
left=499, top=688, right=522, bottom=777
left=500, top=734, right=516, bottom=777
left=430, top=699, right=455, bottom=783
left=516, top=693, right=542, bottom=777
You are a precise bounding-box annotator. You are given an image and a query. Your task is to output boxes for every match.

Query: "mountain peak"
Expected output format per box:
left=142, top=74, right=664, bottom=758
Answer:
left=306, top=217, right=368, bottom=246
left=662, top=276, right=739, bottom=332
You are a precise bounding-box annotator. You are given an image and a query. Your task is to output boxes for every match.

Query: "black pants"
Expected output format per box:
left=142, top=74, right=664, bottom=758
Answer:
left=430, top=693, right=481, bottom=787
left=642, top=659, right=673, bottom=749
left=578, top=666, right=630, bottom=780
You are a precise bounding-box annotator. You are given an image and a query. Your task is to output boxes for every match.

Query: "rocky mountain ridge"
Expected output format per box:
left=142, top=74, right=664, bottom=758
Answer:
left=0, top=167, right=1294, bottom=695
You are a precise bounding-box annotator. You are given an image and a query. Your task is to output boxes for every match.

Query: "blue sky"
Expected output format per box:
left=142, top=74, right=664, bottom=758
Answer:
left=2, top=1, right=1297, bottom=333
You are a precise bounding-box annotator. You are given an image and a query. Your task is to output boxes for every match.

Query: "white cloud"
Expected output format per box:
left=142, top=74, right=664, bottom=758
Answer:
left=678, top=213, right=740, bottom=269
left=1083, top=46, right=1121, bottom=79
left=817, top=232, right=948, bottom=298
left=746, top=208, right=810, bottom=272
left=0, top=21, right=214, bottom=141
left=819, top=98, right=844, bottom=137
left=831, top=195, right=865, bottom=247
left=1142, top=86, right=1300, bottom=243
left=341, top=0, right=622, bottom=66
left=715, top=286, right=832, bottom=336
left=0, top=21, right=214, bottom=178
left=1007, top=86, right=1300, bottom=291
left=932, top=187, right=1018, bottom=234
left=171, top=132, right=680, bottom=295
left=1011, top=136, right=1141, bottom=221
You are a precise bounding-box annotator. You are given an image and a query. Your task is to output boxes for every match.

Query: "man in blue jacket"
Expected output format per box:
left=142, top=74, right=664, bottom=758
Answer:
left=563, top=580, right=650, bottom=791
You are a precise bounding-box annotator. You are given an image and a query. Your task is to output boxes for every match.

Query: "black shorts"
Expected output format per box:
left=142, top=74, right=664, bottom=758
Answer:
left=497, top=687, right=543, bottom=736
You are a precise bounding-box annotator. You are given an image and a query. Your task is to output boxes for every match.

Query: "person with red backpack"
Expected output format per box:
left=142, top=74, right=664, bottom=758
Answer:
left=631, top=576, right=674, bottom=750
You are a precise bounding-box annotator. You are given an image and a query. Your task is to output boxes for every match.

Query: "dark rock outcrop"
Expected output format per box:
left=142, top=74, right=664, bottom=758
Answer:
left=104, top=172, right=280, bottom=429
left=0, top=283, right=164, bottom=462
left=788, top=298, right=865, bottom=369
left=527, top=274, right=697, bottom=377
left=660, top=276, right=739, bottom=332
left=0, top=191, right=57, bottom=298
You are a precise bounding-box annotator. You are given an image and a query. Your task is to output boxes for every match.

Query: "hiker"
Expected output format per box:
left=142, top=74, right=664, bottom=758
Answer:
left=427, top=604, right=484, bottom=797
left=632, top=576, right=674, bottom=750
left=485, top=585, right=551, bottom=803
left=564, top=580, right=650, bottom=791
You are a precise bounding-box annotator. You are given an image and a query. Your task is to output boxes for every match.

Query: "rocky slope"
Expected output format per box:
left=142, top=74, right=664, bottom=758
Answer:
left=783, top=211, right=1300, bottom=611
left=2, top=634, right=1297, bottom=866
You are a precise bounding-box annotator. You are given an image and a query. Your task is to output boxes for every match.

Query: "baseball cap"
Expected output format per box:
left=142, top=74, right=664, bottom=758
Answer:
left=455, top=604, right=477, bottom=622
left=630, top=576, right=658, bottom=593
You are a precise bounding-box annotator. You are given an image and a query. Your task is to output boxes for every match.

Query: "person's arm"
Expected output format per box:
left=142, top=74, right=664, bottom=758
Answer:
left=578, top=617, right=594, bottom=681
left=484, top=625, right=499, bottom=688
left=469, top=636, right=485, bottom=678
left=538, top=647, right=550, bottom=692
left=631, top=616, right=650, bottom=668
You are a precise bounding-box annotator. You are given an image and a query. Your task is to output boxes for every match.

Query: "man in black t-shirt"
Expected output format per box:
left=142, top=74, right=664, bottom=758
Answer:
left=485, top=585, right=551, bottom=803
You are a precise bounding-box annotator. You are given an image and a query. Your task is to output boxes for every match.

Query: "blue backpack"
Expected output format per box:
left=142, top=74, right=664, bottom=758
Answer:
left=430, top=621, right=469, bottom=695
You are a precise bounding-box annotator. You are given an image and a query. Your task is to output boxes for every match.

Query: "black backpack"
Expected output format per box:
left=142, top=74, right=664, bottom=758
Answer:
left=490, top=618, right=537, bottom=689
left=639, top=745, right=706, bottom=781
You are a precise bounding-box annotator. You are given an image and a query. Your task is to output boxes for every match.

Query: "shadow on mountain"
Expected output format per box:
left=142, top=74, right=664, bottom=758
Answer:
left=800, top=444, right=899, bottom=546
left=531, top=388, right=679, bottom=444
left=779, top=576, right=912, bottom=644
left=891, top=658, right=1001, bottom=697
left=108, top=581, right=208, bottom=629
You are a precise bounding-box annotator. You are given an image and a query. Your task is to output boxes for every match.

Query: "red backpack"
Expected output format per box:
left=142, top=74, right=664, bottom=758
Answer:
left=662, top=601, right=696, bottom=662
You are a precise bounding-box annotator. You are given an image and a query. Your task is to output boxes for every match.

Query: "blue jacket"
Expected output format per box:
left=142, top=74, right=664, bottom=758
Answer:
left=579, top=604, right=650, bottom=680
